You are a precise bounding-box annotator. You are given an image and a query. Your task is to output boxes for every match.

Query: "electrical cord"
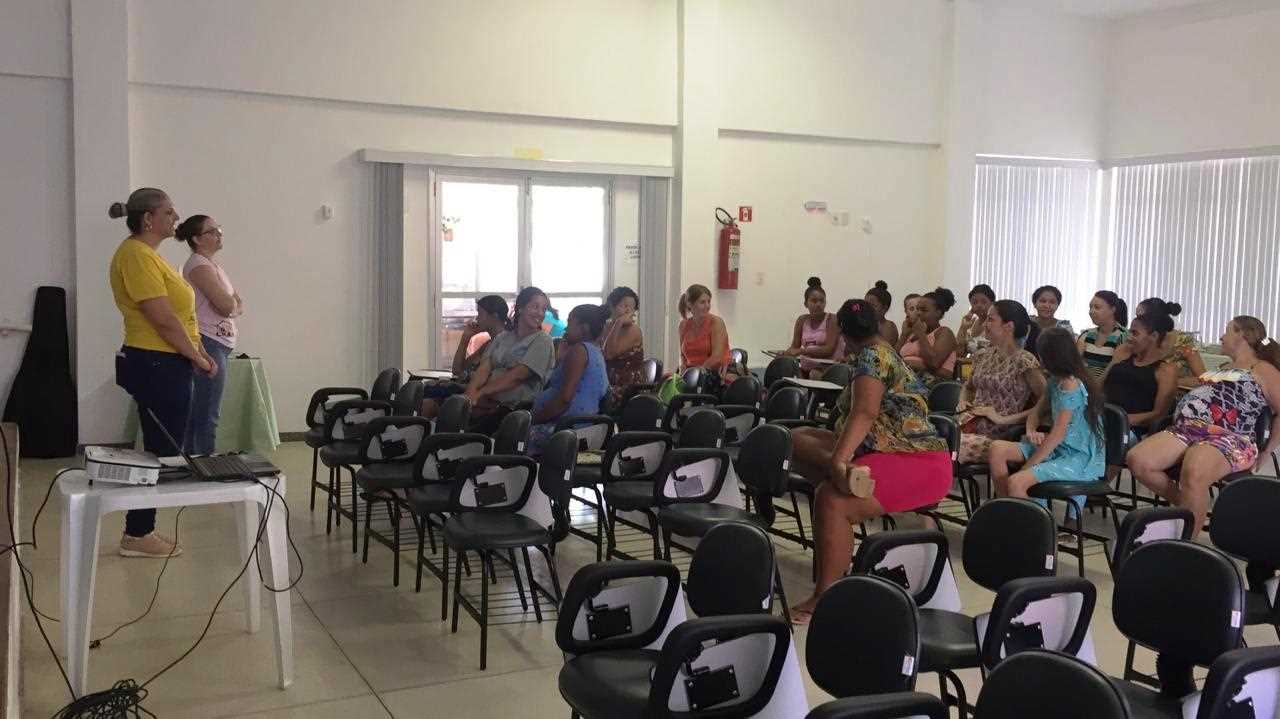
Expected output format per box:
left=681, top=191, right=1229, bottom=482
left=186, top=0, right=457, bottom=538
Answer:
left=0, top=427, right=305, bottom=717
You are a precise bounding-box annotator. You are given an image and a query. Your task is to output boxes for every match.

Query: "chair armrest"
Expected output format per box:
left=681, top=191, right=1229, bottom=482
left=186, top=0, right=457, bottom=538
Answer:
left=306, top=387, right=368, bottom=427
left=555, top=414, right=617, bottom=451
left=414, top=432, right=493, bottom=482
left=653, top=447, right=732, bottom=505
left=555, top=560, right=682, bottom=655
left=769, top=418, right=819, bottom=430
left=806, top=693, right=949, bottom=719
left=602, top=431, right=674, bottom=482
left=324, top=399, right=394, bottom=441
left=448, top=454, right=538, bottom=513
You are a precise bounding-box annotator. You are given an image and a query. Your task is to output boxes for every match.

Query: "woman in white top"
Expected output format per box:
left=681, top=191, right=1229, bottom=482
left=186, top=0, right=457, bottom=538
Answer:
left=177, top=214, right=243, bottom=454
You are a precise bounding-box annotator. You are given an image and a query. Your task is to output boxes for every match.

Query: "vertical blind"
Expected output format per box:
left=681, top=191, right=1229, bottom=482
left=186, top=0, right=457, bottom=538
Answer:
left=1108, top=156, right=1280, bottom=342
left=972, top=155, right=1280, bottom=341
left=970, top=162, right=1102, bottom=330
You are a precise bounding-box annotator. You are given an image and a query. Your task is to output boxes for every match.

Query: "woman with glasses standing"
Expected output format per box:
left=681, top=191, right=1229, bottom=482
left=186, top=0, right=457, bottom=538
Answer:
left=178, top=215, right=243, bottom=455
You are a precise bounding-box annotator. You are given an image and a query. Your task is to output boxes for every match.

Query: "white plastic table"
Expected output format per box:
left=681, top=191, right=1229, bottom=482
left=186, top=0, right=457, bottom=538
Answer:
left=58, top=471, right=293, bottom=696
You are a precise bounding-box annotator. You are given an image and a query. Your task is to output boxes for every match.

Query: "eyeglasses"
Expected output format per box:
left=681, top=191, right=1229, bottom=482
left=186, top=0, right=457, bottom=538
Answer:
left=200, top=228, right=224, bottom=237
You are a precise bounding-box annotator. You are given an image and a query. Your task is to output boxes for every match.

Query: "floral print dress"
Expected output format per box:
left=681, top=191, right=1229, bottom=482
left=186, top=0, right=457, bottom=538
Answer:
left=957, top=347, right=1041, bottom=463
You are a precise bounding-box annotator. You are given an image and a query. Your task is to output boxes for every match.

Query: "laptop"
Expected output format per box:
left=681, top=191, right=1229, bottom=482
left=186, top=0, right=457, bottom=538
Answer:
left=145, top=408, right=280, bottom=481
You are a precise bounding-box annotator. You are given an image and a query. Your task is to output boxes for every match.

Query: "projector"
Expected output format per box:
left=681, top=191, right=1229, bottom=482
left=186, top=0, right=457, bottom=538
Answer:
left=84, top=446, right=162, bottom=486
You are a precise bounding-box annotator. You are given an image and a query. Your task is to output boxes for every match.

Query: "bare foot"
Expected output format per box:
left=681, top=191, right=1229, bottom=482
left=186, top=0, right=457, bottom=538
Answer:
left=789, top=596, right=819, bottom=626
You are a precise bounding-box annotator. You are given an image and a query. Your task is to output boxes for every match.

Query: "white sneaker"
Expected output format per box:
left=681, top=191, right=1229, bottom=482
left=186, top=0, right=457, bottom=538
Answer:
left=119, top=532, right=183, bottom=558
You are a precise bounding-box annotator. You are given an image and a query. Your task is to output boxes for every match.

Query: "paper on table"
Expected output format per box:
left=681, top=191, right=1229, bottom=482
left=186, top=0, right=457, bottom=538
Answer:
left=410, top=369, right=455, bottom=380
left=782, top=377, right=843, bottom=391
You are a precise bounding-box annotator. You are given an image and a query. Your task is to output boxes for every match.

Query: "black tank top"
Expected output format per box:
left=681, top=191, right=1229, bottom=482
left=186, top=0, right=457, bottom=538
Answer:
left=1104, top=357, right=1161, bottom=414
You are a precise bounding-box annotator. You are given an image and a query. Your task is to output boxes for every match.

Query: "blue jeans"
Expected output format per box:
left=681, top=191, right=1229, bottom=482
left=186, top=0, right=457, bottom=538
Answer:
left=186, top=335, right=232, bottom=455
left=115, top=345, right=193, bottom=536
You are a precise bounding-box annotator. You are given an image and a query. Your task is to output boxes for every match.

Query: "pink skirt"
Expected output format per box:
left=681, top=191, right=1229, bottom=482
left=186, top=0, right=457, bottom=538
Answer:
left=853, top=450, right=953, bottom=513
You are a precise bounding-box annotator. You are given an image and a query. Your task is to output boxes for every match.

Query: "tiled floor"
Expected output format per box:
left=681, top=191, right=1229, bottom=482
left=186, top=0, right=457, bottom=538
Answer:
left=14, top=443, right=1276, bottom=717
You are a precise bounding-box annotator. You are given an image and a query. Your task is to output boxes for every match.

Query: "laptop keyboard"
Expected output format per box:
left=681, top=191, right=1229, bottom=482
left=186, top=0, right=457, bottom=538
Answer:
left=193, top=454, right=254, bottom=479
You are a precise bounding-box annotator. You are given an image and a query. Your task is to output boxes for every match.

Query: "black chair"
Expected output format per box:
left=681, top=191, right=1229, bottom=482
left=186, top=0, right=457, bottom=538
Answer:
left=390, top=379, right=425, bottom=417
left=319, top=398, right=395, bottom=551
left=1192, top=646, right=1280, bottom=719
left=976, top=650, right=1132, bottom=719
left=975, top=576, right=1097, bottom=674
left=716, top=375, right=764, bottom=446
left=1027, top=402, right=1128, bottom=577
left=763, top=355, right=800, bottom=395
left=606, top=443, right=729, bottom=562
left=764, top=386, right=809, bottom=427
left=808, top=650, right=1130, bottom=719
left=917, top=498, right=1057, bottom=717
left=350, top=415, right=431, bottom=586
left=556, top=523, right=794, bottom=718
left=919, top=413, right=972, bottom=526
left=304, top=366, right=400, bottom=512
left=614, top=357, right=663, bottom=406
left=808, top=576, right=922, bottom=701
left=662, top=384, right=719, bottom=434
left=1112, top=541, right=1244, bottom=709
left=851, top=529, right=962, bottom=612
left=1111, top=506, right=1194, bottom=574
left=729, top=347, right=748, bottom=368
left=491, top=408, right=532, bottom=454
left=554, top=413, right=615, bottom=558
left=1209, top=476, right=1280, bottom=641
left=442, top=454, right=543, bottom=669
left=927, top=381, right=963, bottom=414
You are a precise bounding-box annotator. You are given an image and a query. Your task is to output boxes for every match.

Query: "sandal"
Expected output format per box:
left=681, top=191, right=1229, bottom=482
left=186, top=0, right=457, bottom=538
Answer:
left=789, top=605, right=815, bottom=626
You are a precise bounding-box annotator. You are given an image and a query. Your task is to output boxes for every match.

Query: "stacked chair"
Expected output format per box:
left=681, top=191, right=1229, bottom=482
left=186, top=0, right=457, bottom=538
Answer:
left=304, top=367, right=399, bottom=512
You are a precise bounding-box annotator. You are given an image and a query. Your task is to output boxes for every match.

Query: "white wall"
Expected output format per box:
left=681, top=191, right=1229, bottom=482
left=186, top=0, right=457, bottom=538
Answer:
left=0, top=0, right=73, bottom=417
left=1106, top=0, right=1280, bottom=158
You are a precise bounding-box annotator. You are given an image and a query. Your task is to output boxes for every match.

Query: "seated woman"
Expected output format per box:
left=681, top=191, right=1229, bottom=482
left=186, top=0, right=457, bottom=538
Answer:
left=988, top=327, right=1105, bottom=511
left=956, top=300, right=1046, bottom=464
left=955, top=284, right=996, bottom=358
left=1077, top=290, right=1128, bottom=378
left=458, top=287, right=556, bottom=431
left=1032, top=285, right=1074, bottom=335
left=789, top=300, right=953, bottom=622
left=1127, top=316, right=1280, bottom=536
left=864, top=280, right=898, bottom=347
left=1134, top=297, right=1206, bottom=386
left=528, top=304, right=610, bottom=454
left=784, top=277, right=839, bottom=379
left=421, top=295, right=509, bottom=411
left=677, top=283, right=735, bottom=381
left=897, top=287, right=958, bottom=387
left=1102, top=311, right=1179, bottom=438
left=600, top=286, right=646, bottom=407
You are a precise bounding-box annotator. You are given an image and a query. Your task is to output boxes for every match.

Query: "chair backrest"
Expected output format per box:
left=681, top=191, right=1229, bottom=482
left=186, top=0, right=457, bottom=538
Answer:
left=1196, top=646, right=1280, bottom=719
left=1113, top=541, right=1244, bottom=666
left=729, top=347, right=748, bottom=368
left=976, top=576, right=1097, bottom=672
left=436, top=394, right=471, bottom=433
left=720, top=375, right=762, bottom=406
left=325, top=399, right=394, bottom=441
left=358, top=416, right=432, bottom=463
left=974, top=650, right=1132, bottom=719
left=963, top=499, right=1057, bottom=592
left=620, top=393, right=667, bottom=432
left=681, top=366, right=706, bottom=393
left=807, top=576, right=920, bottom=698
left=927, top=381, right=963, bottom=414
left=1102, top=403, right=1130, bottom=467
left=642, top=358, right=662, bottom=385
left=851, top=530, right=950, bottom=608
left=1210, top=475, right=1280, bottom=567
left=555, top=560, right=684, bottom=656
left=555, top=414, right=615, bottom=451
left=805, top=695, right=948, bottom=719
left=371, top=367, right=401, bottom=401
left=391, top=380, right=425, bottom=416
left=687, top=522, right=775, bottom=617
left=763, top=356, right=799, bottom=388
left=538, top=430, right=577, bottom=541
left=734, top=424, right=792, bottom=499
left=678, top=408, right=726, bottom=448
left=765, top=387, right=808, bottom=422
left=448, top=454, right=538, bottom=514
left=1112, top=506, right=1194, bottom=573
left=654, top=447, right=731, bottom=509
left=927, top=413, right=960, bottom=459
left=649, top=615, right=792, bottom=719
left=492, top=409, right=532, bottom=454
left=820, top=363, right=853, bottom=387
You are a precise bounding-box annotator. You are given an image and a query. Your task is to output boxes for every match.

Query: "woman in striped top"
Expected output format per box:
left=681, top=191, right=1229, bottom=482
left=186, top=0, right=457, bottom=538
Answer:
left=1077, top=290, right=1128, bottom=378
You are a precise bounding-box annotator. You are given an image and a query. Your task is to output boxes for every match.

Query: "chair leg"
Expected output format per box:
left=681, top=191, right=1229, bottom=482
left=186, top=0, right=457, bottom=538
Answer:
left=605, top=507, right=619, bottom=561
left=480, top=550, right=490, bottom=671
left=426, top=520, right=438, bottom=555
left=522, top=548, right=543, bottom=623
left=440, top=542, right=450, bottom=621
left=661, top=528, right=673, bottom=561
left=646, top=511, right=661, bottom=560
left=774, top=567, right=792, bottom=625
left=334, top=467, right=342, bottom=527
left=1074, top=502, right=1086, bottom=578
left=590, top=486, right=605, bottom=562
left=789, top=492, right=808, bottom=545
left=414, top=518, right=427, bottom=594
left=451, top=550, right=464, bottom=634
left=309, top=446, right=319, bottom=511
left=509, top=549, right=529, bottom=613
left=325, top=466, right=335, bottom=534
left=539, top=545, right=563, bottom=601
left=349, top=467, right=360, bottom=554
left=391, top=503, right=402, bottom=588
left=361, top=496, right=373, bottom=563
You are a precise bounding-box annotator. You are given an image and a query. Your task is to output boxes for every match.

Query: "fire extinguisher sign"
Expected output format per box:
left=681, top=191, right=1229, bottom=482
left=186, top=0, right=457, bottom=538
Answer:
left=738, top=206, right=753, bottom=223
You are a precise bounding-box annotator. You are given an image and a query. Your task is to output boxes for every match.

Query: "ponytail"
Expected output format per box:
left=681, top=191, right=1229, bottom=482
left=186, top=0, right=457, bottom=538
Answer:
left=1235, top=315, right=1280, bottom=371
left=679, top=284, right=711, bottom=320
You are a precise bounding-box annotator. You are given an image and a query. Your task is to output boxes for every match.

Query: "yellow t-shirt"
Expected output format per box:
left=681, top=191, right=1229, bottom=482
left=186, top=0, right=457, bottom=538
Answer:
left=109, top=238, right=199, bottom=353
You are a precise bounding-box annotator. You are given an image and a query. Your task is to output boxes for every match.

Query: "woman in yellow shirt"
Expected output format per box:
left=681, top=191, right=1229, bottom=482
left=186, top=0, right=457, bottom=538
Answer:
left=108, top=188, right=216, bottom=558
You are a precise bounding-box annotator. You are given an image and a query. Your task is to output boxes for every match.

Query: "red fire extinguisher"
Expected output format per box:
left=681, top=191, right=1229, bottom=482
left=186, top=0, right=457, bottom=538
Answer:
left=716, top=207, right=740, bottom=290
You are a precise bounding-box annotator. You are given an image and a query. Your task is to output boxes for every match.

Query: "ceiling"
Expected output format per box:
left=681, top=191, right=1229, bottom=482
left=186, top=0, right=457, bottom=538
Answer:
left=1004, top=0, right=1221, bottom=19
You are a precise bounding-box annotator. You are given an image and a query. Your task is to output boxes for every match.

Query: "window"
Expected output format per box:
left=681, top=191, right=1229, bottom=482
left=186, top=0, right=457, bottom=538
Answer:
left=970, top=160, right=1103, bottom=330
left=1107, top=156, right=1280, bottom=342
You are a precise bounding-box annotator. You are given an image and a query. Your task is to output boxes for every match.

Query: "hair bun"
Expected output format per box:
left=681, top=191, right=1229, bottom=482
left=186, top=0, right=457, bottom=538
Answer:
left=874, top=280, right=888, bottom=291
left=1167, top=302, right=1182, bottom=316
left=107, top=202, right=127, bottom=219
left=807, top=276, right=822, bottom=289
